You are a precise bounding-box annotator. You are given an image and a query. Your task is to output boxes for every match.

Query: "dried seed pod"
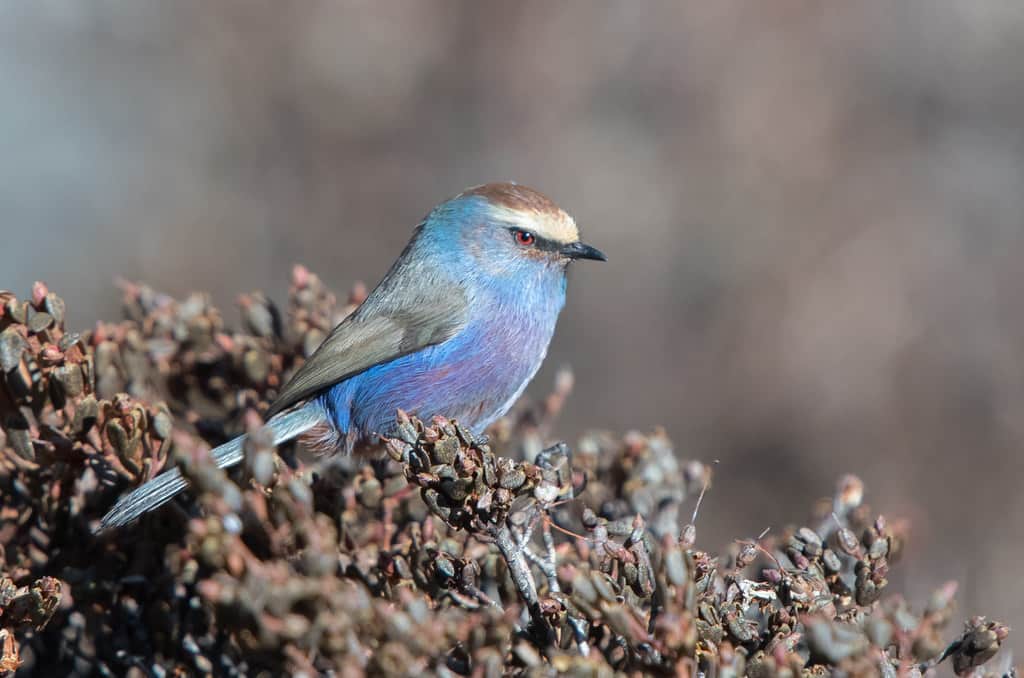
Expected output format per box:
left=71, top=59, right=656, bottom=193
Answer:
left=30, top=282, right=48, bottom=307
left=356, top=476, right=383, bottom=508
left=806, top=618, right=869, bottom=664
left=385, top=437, right=410, bottom=462
left=0, top=577, right=62, bottom=630
left=151, top=406, right=173, bottom=440
left=432, top=436, right=460, bottom=465
left=421, top=488, right=452, bottom=522
left=433, top=554, right=457, bottom=581
left=239, top=292, right=280, bottom=339
left=696, top=601, right=724, bottom=646
left=796, top=527, right=823, bottom=557
left=836, top=525, right=861, bottom=557
left=6, top=298, right=29, bottom=324
left=497, top=461, right=526, bottom=490
left=855, top=558, right=888, bottom=606
left=942, top=617, right=1010, bottom=675
left=71, top=395, right=99, bottom=435
left=821, top=548, right=842, bottom=574
left=243, top=348, right=271, bottom=383
left=2, top=411, right=34, bottom=461
left=665, top=545, right=693, bottom=588
left=43, top=293, right=66, bottom=326
left=27, top=311, right=54, bottom=334
left=0, top=327, right=27, bottom=372
left=865, top=616, right=892, bottom=648
left=735, top=541, right=758, bottom=570
left=590, top=571, right=619, bottom=603
left=724, top=605, right=755, bottom=645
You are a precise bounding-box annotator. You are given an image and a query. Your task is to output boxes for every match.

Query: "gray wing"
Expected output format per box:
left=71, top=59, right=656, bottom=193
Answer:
left=265, top=249, right=468, bottom=418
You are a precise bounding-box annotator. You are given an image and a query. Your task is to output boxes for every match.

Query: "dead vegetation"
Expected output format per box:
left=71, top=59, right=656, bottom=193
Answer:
left=0, top=273, right=1014, bottom=676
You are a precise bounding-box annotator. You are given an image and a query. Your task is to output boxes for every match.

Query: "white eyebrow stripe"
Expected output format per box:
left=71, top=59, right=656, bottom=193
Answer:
left=489, top=205, right=579, bottom=244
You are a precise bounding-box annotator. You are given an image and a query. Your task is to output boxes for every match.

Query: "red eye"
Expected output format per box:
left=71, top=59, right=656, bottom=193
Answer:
left=514, top=230, right=536, bottom=246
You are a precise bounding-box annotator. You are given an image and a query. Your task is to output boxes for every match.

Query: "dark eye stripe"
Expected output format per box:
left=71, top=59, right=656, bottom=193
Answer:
left=508, top=228, right=562, bottom=252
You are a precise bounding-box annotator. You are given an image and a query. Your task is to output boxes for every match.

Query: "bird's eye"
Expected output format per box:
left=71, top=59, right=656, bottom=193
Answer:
left=513, top=230, right=536, bottom=247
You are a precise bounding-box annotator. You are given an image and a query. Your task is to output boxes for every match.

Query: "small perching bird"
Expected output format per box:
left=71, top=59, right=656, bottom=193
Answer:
left=97, top=183, right=605, bottom=531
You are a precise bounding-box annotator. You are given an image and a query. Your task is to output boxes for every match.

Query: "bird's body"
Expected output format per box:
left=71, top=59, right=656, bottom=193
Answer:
left=97, top=183, right=604, bottom=531
left=316, top=281, right=564, bottom=451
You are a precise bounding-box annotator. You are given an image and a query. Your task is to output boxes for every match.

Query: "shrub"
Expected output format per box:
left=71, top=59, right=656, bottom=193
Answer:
left=0, top=272, right=1013, bottom=676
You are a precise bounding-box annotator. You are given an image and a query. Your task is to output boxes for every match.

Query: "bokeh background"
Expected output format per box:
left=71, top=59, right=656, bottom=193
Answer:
left=4, top=1, right=1023, bottom=649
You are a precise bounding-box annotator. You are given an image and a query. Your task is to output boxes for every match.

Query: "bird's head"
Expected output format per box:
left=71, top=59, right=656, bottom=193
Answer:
left=423, top=183, right=606, bottom=281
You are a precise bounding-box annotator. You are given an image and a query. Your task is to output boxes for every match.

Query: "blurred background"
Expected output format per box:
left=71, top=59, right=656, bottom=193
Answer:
left=3, top=1, right=1023, bottom=646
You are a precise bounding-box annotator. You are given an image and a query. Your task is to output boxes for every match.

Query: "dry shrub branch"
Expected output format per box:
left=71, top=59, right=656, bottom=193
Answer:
left=0, top=272, right=1014, bottom=676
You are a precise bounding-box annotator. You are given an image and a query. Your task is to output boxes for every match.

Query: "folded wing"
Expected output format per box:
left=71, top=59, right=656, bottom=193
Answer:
left=266, top=254, right=468, bottom=418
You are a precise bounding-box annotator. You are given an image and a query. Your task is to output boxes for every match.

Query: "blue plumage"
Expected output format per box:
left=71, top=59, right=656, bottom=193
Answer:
left=98, top=183, right=604, bottom=530
left=319, top=265, right=566, bottom=447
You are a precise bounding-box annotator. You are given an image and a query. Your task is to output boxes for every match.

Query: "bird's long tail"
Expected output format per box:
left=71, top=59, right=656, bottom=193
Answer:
left=95, top=404, right=326, bottom=532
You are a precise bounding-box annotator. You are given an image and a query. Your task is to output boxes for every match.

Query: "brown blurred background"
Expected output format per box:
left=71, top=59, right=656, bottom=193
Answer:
left=3, top=2, right=1023, bottom=647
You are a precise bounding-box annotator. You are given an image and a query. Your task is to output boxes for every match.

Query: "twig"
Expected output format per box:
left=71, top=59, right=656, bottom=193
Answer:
left=541, top=519, right=560, bottom=594
left=491, top=523, right=553, bottom=643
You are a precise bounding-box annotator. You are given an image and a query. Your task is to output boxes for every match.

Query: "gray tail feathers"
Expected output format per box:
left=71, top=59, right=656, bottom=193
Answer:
left=95, top=404, right=326, bottom=533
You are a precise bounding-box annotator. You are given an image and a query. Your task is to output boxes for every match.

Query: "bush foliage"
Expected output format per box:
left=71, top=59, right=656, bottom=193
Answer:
left=0, top=272, right=1013, bottom=676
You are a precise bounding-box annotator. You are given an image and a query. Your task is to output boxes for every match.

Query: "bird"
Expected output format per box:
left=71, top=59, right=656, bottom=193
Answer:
left=97, top=182, right=605, bottom=531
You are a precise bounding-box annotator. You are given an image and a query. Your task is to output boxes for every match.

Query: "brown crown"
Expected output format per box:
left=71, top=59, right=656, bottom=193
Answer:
left=460, top=183, right=564, bottom=217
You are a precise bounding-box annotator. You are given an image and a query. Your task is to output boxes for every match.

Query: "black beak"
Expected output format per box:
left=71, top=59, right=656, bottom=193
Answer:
left=561, top=241, right=607, bottom=262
